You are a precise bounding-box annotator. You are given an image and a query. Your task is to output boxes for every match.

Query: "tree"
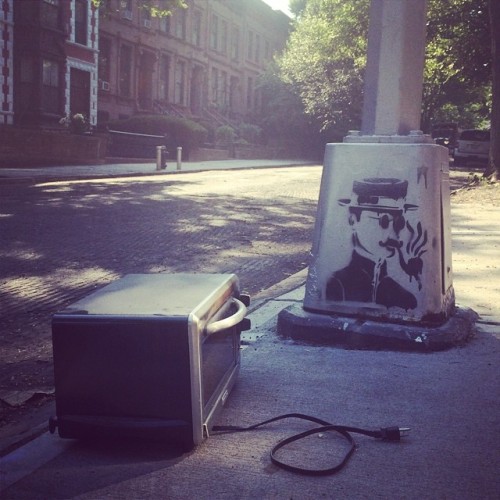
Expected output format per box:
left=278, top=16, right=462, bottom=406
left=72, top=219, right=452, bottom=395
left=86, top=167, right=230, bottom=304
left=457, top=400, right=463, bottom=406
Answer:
left=423, top=0, right=491, bottom=131
left=289, top=0, right=307, bottom=17
left=278, top=0, right=369, bottom=137
left=487, top=0, right=499, bottom=179
left=278, top=0, right=492, bottom=141
left=258, top=65, right=330, bottom=158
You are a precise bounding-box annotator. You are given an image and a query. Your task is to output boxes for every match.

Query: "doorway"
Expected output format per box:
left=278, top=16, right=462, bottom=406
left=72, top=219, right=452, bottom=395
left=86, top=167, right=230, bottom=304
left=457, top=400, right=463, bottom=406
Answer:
left=70, top=68, right=90, bottom=117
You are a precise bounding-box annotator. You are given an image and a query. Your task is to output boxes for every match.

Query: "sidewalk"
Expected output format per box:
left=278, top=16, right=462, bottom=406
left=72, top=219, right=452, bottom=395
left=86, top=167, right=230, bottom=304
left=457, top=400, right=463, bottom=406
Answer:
left=0, top=158, right=314, bottom=183
left=1, top=162, right=499, bottom=498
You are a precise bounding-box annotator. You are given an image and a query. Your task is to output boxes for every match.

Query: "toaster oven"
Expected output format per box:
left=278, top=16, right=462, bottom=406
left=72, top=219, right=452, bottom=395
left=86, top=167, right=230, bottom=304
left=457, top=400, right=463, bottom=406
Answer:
left=49, top=273, right=250, bottom=448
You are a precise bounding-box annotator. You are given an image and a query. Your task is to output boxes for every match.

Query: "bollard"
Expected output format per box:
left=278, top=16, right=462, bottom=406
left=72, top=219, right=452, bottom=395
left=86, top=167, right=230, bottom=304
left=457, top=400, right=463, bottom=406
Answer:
left=177, top=147, right=182, bottom=170
left=156, top=146, right=167, bottom=170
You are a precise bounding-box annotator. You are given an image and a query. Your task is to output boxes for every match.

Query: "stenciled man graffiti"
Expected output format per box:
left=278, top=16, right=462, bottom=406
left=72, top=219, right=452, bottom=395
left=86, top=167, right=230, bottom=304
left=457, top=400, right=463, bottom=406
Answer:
left=325, top=177, right=428, bottom=311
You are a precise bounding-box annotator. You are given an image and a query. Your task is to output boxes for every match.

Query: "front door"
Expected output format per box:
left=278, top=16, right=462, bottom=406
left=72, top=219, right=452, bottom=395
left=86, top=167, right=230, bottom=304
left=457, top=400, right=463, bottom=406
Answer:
left=70, top=68, right=90, bottom=117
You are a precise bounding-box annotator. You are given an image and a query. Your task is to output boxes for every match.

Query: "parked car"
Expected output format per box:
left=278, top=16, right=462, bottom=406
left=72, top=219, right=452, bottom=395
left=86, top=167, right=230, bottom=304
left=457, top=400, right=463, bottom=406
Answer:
left=453, top=129, right=490, bottom=165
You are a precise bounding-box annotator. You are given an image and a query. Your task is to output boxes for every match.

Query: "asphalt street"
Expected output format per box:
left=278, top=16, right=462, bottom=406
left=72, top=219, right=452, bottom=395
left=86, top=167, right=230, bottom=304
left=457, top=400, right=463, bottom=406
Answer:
left=0, top=162, right=321, bottom=424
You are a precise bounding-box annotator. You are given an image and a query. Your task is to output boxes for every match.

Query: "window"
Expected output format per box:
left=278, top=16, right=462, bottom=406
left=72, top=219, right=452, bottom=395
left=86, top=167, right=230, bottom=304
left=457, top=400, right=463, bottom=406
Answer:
left=221, top=20, right=227, bottom=54
left=220, top=71, right=227, bottom=107
left=42, top=59, right=60, bottom=113
left=160, top=16, right=170, bottom=34
left=247, top=77, right=253, bottom=109
left=98, top=38, right=111, bottom=83
left=142, top=8, right=152, bottom=29
left=120, top=0, right=133, bottom=19
left=210, top=14, right=218, bottom=51
left=211, top=67, right=218, bottom=104
left=247, top=31, right=253, bottom=60
left=119, top=45, right=132, bottom=97
left=74, top=0, right=88, bottom=45
left=192, top=10, right=202, bottom=47
left=159, top=55, right=170, bottom=101
left=174, top=60, right=185, bottom=104
left=175, top=8, right=186, bottom=39
left=70, top=68, right=90, bottom=116
left=255, top=34, right=260, bottom=63
left=231, top=27, right=239, bottom=61
left=211, top=68, right=228, bottom=108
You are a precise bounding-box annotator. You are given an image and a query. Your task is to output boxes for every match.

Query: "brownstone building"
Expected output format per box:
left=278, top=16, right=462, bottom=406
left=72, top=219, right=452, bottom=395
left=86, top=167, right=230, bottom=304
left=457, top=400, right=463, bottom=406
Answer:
left=1, top=0, right=99, bottom=128
left=1, top=0, right=289, bottom=133
left=97, top=0, right=291, bottom=126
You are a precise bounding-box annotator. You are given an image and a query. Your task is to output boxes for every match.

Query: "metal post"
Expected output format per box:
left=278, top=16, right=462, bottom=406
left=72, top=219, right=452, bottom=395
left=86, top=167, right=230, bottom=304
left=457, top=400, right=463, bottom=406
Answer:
left=177, top=147, right=182, bottom=170
left=156, top=146, right=163, bottom=171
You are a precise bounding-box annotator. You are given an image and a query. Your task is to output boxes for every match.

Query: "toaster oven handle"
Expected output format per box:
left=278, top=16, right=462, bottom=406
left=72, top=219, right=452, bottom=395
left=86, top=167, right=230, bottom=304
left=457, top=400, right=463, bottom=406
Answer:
left=205, top=298, right=247, bottom=335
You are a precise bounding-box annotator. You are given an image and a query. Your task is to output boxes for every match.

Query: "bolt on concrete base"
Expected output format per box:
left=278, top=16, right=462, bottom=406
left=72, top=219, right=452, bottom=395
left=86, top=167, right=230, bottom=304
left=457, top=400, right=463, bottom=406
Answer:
left=277, top=304, right=478, bottom=352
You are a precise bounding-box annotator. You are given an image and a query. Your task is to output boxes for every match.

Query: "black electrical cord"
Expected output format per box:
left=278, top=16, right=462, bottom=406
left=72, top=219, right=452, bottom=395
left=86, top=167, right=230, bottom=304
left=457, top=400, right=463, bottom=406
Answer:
left=212, top=413, right=410, bottom=476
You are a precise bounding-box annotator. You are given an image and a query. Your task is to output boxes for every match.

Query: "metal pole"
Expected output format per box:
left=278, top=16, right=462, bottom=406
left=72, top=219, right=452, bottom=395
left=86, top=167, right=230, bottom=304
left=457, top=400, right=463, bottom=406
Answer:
left=177, top=147, right=182, bottom=170
left=156, top=146, right=163, bottom=171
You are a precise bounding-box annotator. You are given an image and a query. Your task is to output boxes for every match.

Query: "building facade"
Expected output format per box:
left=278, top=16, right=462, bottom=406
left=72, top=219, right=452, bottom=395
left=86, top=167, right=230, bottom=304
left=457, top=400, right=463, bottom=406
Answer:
left=97, top=0, right=290, bottom=126
left=1, top=0, right=98, bottom=129
left=2, top=0, right=289, bottom=132
left=1, top=0, right=14, bottom=125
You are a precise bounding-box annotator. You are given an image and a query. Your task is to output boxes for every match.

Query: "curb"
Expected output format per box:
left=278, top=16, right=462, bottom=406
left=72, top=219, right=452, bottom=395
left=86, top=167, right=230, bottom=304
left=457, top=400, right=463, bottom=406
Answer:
left=0, top=162, right=317, bottom=185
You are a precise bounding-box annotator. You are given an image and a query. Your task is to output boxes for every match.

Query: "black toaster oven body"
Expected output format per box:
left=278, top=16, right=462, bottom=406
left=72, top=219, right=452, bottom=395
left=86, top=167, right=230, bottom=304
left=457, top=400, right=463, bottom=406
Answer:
left=50, top=273, right=248, bottom=448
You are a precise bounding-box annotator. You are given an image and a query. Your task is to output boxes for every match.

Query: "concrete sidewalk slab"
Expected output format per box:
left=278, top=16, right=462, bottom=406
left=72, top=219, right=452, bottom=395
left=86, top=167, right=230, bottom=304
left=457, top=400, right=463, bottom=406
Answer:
left=2, top=293, right=499, bottom=498
left=450, top=204, right=500, bottom=323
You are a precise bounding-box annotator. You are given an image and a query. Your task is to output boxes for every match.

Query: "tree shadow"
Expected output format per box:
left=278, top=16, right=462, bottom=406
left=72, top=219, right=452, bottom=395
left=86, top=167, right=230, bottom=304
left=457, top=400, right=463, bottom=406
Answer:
left=0, top=173, right=318, bottom=390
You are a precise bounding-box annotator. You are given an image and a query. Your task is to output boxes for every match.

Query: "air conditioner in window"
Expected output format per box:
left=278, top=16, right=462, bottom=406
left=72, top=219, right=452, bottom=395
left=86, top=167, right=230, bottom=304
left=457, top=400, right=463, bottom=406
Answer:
left=121, top=10, right=133, bottom=21
left=101, top=81, right=110, bottom=91
left=143, top=19, right=152, bottom=29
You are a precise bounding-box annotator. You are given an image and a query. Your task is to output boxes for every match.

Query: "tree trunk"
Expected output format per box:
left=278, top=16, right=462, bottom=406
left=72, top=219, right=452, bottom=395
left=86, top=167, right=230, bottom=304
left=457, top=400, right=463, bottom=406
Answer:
left=487, top=0, right=499, bottom=180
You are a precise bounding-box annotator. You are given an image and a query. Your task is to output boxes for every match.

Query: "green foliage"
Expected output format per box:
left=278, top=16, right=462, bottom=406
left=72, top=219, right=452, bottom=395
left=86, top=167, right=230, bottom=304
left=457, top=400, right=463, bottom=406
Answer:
left=289, top=0, right=307, bottom=17
left=238, top=123, right=262, bottom=144
left=258, top=66, right=334, bottom=158
left=423, top=0, right=491, bottom=130
left=196, top=119, right=216, bottom=143
left=277, top=0, right=491, bottom=135
left=108, top=115, right=207, bottom=151
left=215, top=125, right=237, bottom=145
left=429, top=84, right=491, bottom=130
left=278, top=0, right=369, bottom=135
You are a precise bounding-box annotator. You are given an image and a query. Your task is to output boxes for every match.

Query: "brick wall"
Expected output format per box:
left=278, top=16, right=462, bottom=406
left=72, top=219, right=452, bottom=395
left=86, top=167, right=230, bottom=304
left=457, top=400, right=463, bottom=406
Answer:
left=0, top=126, right=108, bottom=166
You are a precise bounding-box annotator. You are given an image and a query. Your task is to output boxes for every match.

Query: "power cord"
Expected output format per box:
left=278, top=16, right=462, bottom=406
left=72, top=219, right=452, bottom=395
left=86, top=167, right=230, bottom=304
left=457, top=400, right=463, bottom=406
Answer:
left=212, top=413, right=410, bottom=476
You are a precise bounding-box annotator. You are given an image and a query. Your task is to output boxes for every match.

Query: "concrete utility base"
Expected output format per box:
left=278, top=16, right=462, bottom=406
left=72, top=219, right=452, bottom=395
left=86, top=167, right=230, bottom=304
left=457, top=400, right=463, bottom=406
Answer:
left=277, top=304, right=478, bottom=352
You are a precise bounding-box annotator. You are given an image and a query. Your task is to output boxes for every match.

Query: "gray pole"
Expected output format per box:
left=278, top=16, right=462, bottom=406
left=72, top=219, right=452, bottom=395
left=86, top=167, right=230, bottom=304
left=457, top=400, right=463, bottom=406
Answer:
left=361, top=0, right=427, bottom=136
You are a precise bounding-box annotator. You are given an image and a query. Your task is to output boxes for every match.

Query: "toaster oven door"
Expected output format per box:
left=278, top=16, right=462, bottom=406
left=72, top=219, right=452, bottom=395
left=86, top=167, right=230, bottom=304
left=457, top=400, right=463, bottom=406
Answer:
left=190, top=297, right=247, bottom=444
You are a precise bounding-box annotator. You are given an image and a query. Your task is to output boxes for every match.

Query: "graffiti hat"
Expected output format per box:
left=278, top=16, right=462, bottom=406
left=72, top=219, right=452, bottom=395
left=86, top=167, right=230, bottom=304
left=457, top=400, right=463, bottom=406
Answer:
left=338, top=177, right=418, bottom=216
